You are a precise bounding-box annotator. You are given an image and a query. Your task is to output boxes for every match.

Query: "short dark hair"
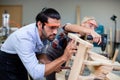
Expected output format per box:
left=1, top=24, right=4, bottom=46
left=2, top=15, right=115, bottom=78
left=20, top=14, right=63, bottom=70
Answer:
left=36, top=8, right=61, bottom=27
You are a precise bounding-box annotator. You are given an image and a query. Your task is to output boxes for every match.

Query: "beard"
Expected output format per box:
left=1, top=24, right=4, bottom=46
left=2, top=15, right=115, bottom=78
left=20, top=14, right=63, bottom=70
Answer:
left=42, top=29, right=56, bottom=42
left=47, top=34, right=56, bottom=42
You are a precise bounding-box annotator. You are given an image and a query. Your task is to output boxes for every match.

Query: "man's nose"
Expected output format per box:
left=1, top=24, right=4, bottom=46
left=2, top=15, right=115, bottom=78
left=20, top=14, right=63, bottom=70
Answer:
left=53, top=29, right=58, bottom=34
left=91, top=27, right=95, bottom=30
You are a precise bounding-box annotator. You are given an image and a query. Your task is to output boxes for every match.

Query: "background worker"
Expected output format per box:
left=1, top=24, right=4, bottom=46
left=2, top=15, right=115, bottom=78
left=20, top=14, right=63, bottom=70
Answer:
left=81, top=16, right=98, bottom=30
left=80, top=16, right=98, bottom=40
left=43, top=16, right=101, bottom=80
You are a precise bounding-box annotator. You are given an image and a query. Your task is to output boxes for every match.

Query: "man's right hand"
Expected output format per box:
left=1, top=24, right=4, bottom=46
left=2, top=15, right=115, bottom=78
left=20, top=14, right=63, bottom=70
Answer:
left=89, top=30, right=102, bottom=45
left=62, top=39, right=77, bottom=61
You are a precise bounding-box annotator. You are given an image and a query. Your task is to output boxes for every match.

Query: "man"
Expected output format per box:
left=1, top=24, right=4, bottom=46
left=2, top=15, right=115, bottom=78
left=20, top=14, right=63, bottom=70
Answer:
left=0, top=8, right=100, bottom=80
left=44, top=16, right=101, bottom=80
left=80, top=16, right=98, bottom=40
left=0, top=8, right=77, bottom=80
left=81, top=16, right=98, bottom=30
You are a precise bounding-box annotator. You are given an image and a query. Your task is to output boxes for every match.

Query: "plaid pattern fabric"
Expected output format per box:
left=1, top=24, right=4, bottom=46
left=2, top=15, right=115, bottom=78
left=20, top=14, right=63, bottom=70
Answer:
left=51, top=30, right=68, bottom=50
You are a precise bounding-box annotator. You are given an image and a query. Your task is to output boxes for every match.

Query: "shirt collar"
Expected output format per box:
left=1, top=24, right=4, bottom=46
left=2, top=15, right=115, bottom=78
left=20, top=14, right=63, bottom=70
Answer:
left=35, top=25, right=44, bottom=47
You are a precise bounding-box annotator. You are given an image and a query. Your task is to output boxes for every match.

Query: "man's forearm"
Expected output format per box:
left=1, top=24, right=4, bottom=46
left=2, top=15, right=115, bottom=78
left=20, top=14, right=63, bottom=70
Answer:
left=37, top=54, right=51, bottom=64
left=65, top=24, right=91, bottom=35
left=44, top=55, right=67, bottom=76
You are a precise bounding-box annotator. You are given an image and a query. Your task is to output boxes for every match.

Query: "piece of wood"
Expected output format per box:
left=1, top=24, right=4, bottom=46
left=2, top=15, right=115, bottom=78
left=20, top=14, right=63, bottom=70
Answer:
left=112, top=49, right=119, bottom=63
left=113, top=66, right=120, bottom=71
left=109, top=28, right=113, bottom=58
left=106, top=28, right=113, bottom=58
left=76, top=5, right=80, bottom=25
left=68, top=43, right=89, bottom=80
left=78, top=75, right=95, bottom=80
left=56, top=33, right=120, bottom=80
left=68, top=33, right=93, bottom=48
left=67, top=33, right=92, bottom=80
left=84, top=60, right=120, bottom=67
left=56, top=70, right=67, bottom=80
left=106, top=72, right=120, bottom=80
left=88, top=51, right=109, bottom=61
left=80, top=51, right=89, bottom=75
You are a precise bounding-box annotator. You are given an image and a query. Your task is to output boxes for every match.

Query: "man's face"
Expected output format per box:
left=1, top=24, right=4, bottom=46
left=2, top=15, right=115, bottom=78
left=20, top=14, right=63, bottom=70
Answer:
left=84, top=20, right=98, bottom=30
left=42, top=18, right=61, bottom=41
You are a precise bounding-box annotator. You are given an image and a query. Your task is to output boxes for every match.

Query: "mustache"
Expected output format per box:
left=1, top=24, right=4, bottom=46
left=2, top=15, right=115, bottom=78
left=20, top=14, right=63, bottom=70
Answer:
left=50, top=33, right=56, bottom=37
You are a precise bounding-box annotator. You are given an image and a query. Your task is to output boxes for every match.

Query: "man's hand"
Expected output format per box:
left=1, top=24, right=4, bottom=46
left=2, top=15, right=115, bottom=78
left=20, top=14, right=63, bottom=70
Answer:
left=62, top=39, right=77, bottom=61
left=90, top=30, right=102, bottom=45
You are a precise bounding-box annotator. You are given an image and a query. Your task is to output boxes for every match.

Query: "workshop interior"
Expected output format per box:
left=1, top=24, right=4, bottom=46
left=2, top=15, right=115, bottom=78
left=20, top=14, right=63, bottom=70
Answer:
left=0, top=0, right=120, bottom=80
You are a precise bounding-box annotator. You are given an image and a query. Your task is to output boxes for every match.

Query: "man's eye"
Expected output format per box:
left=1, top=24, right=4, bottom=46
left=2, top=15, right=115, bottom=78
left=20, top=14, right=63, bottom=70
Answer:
left=50, top=26, right=55, bottom=29
left=50, top=26, right=59, bottom=29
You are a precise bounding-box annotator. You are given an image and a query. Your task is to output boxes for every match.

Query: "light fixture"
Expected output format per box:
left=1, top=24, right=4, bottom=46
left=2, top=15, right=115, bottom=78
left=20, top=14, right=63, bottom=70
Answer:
left=110, top=15, right=117, bottom=21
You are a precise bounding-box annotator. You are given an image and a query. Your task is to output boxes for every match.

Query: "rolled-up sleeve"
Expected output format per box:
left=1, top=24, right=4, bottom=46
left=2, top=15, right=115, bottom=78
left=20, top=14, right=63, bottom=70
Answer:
left=32, top=64, right=45, bottom=80
left=14, top=32, right=45, bottom=80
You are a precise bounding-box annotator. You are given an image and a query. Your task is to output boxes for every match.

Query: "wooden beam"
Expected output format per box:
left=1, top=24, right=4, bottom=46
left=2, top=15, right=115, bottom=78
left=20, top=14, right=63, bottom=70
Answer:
left=67, top=33, right=92, bottom=80
left=112, top=49, right=119, bottom=63
left=68, top=33, right=93, bottom=48
left=76, top=5, right=80, bottom=25
left=68, top=43, right=89, bottom=80
left=106, top=72, right=120, bottom=80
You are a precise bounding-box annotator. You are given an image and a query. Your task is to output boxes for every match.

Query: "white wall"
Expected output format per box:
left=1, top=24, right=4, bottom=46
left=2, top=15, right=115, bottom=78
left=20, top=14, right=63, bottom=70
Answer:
left=0, top=0, right=120, bottom=28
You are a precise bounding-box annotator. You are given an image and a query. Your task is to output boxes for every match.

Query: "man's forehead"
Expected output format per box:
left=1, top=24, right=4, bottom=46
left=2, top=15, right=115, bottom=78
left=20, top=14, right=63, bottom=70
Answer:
left=48, top=18, right=60, bottom=23
left=47, top=18, right=61, bottom=27
left=88, top=20, right=98, bottom=27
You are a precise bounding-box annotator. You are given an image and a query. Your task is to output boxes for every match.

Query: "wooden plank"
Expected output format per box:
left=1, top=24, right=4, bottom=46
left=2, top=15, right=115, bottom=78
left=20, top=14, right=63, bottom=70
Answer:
left=78, top=75, right=95, bottom=80
left=84, top=60, right=120, bottom=67
left=106, top=72, right=120, bottom=80
left=109, top=28, right=113, bottom=58
left=88, top=51, right=108, bottom=61
left=67, top=33, right=93, bottom=80
left=68, top=43, right=89, bottom=80
left=112, top=49, right=119, bottom=63
left=76, top=5, right=80, bottom=25
left=56, top=70, right=67, bottom=80
left=57, top=33, right=120, bottom=80
left=68, top=33, right=93, bottom=48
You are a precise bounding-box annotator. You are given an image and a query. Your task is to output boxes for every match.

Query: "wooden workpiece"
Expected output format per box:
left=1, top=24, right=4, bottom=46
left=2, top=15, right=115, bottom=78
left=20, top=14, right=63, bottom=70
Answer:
left=56, top=33, right=120, bottom=80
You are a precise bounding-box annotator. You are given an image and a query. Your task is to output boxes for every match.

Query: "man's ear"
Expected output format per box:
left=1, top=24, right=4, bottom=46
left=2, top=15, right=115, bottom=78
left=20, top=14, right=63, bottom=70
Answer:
left=37, top=21, right=42, bottom=30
